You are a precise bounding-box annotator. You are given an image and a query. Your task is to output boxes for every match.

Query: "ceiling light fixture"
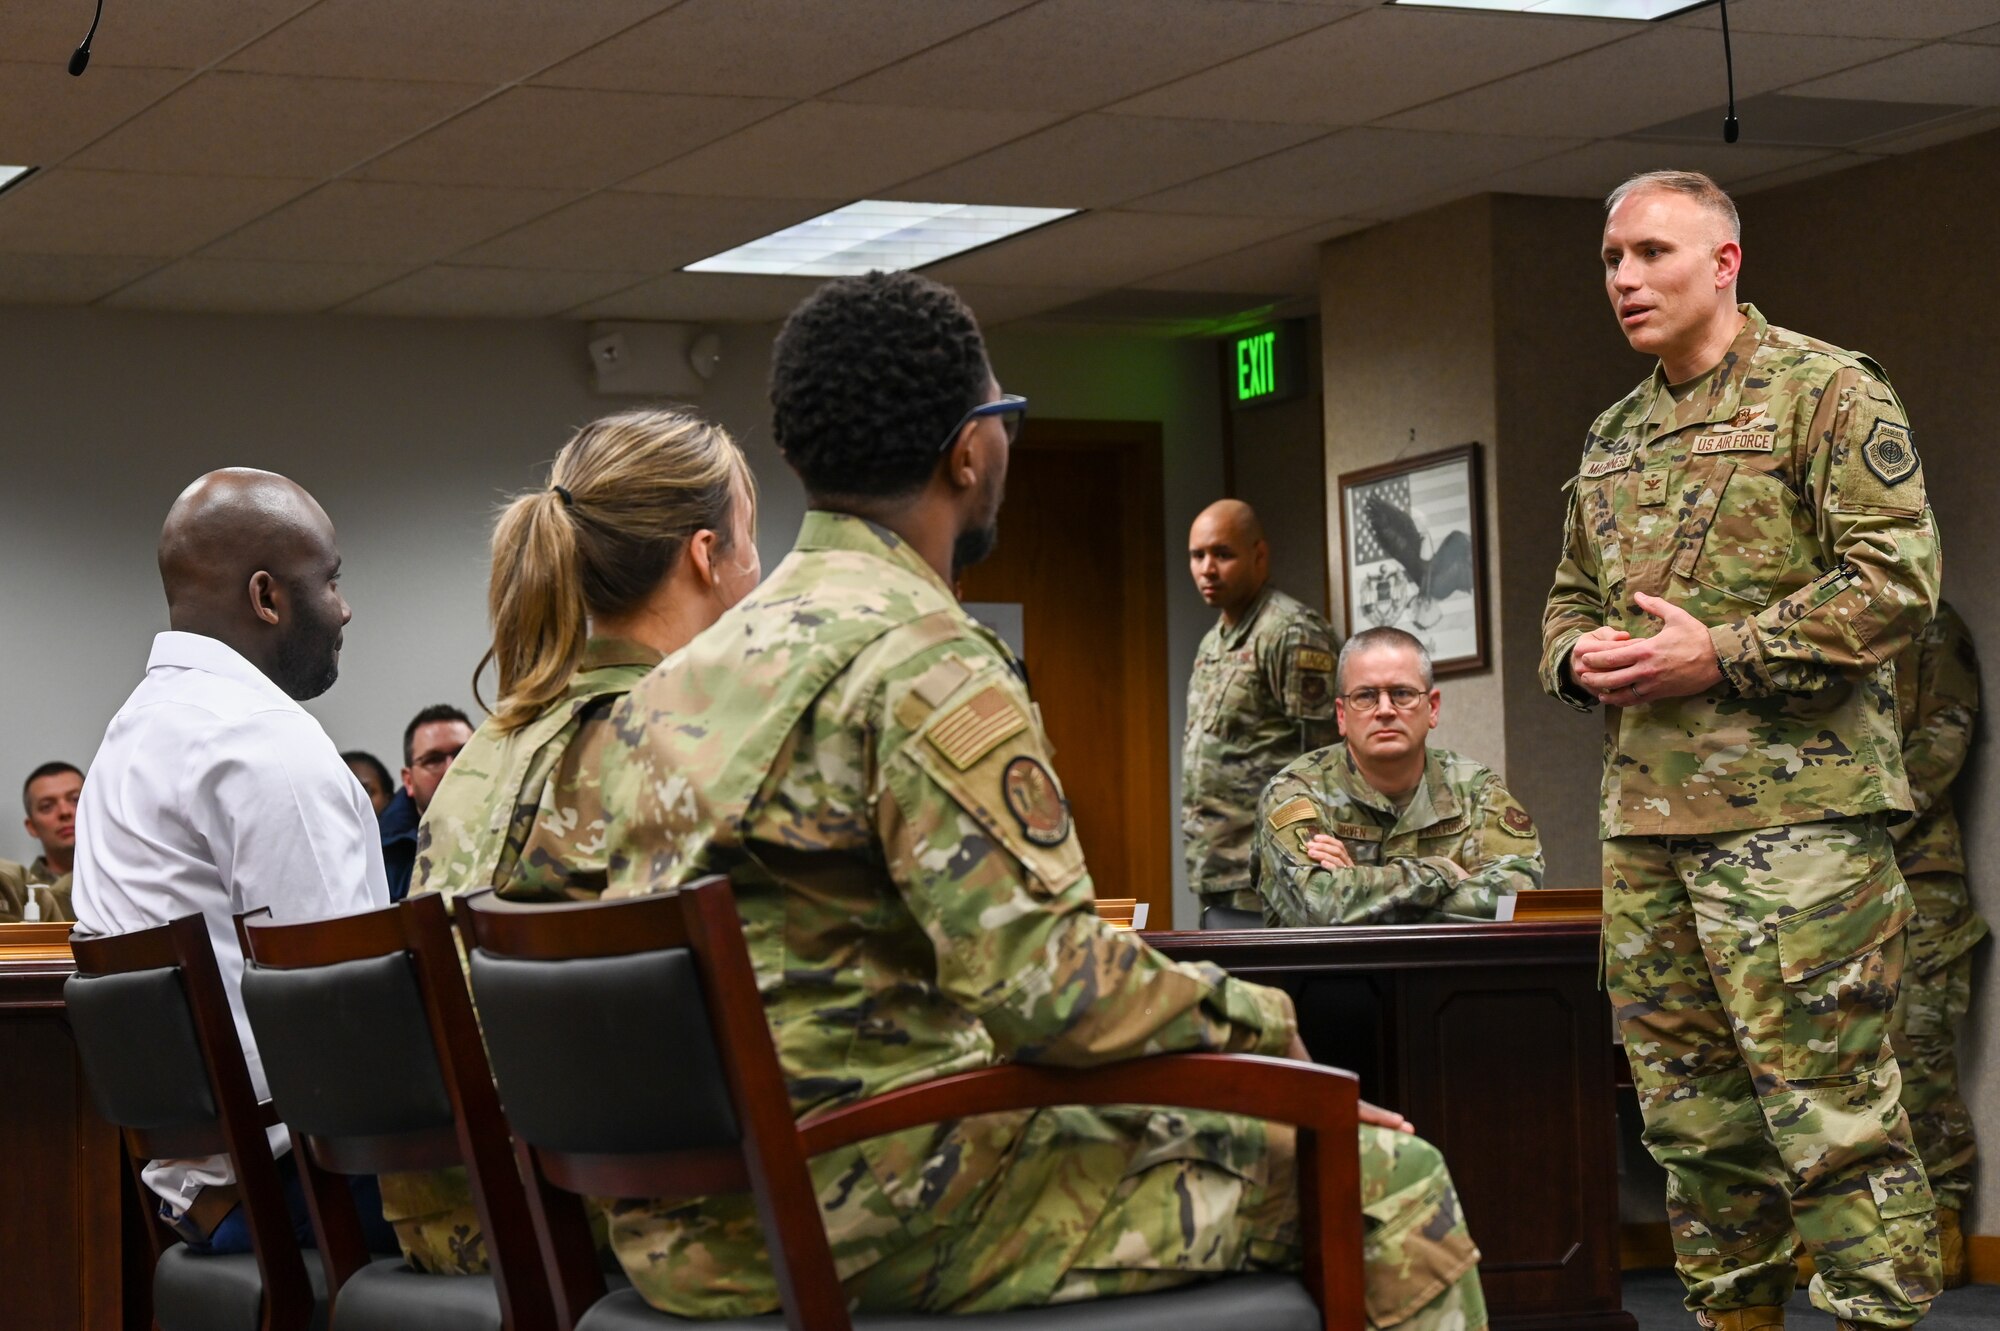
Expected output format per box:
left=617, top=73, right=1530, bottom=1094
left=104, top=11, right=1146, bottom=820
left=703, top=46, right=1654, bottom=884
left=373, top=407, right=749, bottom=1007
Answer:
left=0, top=166, right=35, bottom=196
left=684, top=200, right=1079, bottom=277
left=1386, top=1, right=1711, bottom=19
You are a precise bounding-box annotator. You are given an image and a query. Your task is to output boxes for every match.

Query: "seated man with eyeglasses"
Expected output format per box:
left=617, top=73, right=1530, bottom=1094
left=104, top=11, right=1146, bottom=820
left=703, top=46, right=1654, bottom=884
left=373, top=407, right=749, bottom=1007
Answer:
left=1253, top=626, right=1543, bottom=926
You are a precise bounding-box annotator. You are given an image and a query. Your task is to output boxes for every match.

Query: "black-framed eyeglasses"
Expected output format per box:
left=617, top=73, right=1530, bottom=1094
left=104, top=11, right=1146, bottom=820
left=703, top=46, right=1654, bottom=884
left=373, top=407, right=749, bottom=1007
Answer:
left=1342, top=687, right=1426, bottom=713
left=938, top=393, right=1028, bottom=453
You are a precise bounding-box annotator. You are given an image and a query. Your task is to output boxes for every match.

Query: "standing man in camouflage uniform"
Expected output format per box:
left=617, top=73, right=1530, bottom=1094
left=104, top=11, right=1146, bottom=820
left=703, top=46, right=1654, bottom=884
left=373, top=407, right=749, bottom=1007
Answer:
left=1184, top=498, right=1338, bottom=926
left=1542, top=170, right=1941, bottom=1331
left=1255, top=627, right=1541, bottom=926
left=1887, top=600, right=1985, bottom=1286
left=600, top=270, right=1486, bottom=1327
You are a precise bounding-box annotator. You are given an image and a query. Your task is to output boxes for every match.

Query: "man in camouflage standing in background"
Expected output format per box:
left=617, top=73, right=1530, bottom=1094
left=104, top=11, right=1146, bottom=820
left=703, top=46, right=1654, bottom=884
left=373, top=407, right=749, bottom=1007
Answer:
left=1886, top=600, right=1985, bottom=1286
left=1184, top=498, right=1338, bottom=928
left=1542, top=170, right=1941, bottom=1331
left=597, top=270, right=1486, bottom=1327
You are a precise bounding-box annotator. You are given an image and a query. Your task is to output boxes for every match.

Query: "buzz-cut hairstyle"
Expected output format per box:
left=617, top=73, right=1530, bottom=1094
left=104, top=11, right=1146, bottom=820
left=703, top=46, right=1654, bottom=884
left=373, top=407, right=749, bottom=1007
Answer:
left=1336, top=627, right=1435, bottom=693
left=1605, top=169, right=1741, bottom=243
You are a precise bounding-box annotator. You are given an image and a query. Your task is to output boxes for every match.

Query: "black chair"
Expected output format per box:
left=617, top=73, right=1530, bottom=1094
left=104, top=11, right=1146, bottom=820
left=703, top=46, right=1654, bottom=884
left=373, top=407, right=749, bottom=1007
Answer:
left=456, top=876, right=1366, bottom=1331
left=235, top=892, right=560, bottom=1331
left=66, top=912, right=327, bottom=1331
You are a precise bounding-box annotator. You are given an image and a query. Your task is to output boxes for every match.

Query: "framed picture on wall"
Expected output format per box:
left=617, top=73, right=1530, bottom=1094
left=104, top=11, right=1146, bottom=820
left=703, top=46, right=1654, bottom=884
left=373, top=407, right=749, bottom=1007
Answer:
left=1337, top=442, right=1489, bottom=676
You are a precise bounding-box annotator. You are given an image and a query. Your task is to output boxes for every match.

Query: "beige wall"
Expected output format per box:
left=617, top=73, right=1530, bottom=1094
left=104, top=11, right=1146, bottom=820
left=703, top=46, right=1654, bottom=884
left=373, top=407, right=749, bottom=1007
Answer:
left=1321, top=196, right=1507, bottom=768
left=1232, top=318, right=1331, bottom=617
left=1319, top=127, right=2000, bottom=1230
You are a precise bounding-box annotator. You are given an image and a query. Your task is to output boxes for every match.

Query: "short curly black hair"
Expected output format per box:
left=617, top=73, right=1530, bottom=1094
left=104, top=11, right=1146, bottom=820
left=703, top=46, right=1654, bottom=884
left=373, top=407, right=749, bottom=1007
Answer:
left=770, top=271, right=991, bottom=500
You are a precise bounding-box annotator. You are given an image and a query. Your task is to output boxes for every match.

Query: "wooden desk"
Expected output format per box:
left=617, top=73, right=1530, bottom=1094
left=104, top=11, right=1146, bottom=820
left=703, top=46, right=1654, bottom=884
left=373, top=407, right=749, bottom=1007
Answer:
left=1148, top=920, right=1632, bottom=1331
left=0, top=930, right=128, bottom=1331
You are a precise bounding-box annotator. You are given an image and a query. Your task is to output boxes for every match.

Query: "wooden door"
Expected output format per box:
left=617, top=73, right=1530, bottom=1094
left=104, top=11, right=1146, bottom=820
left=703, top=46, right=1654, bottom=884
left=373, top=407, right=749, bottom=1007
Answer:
left=958, top=420, right=1171, bottom=923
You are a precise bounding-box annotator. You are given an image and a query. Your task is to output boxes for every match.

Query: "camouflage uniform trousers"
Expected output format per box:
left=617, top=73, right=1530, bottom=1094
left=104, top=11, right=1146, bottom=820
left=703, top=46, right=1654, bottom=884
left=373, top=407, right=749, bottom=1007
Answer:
left=614, top=1107, right=1485, bottom=1328
left=383, top=1168, right=610, bottom=1274
left=1890, top=929, right=1977, bottom=1213
left=1604, top=817, right=1940, bottom=1327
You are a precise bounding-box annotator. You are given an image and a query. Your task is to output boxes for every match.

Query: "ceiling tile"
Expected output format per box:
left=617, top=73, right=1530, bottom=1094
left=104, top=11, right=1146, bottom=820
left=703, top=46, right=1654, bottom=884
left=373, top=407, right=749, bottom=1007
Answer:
left=226, top=0, right=674, bottom=83
left=0, top=0, right=308, bottom=70
left=1674, top=0, right=2000, bottom=40
left=1959, top=22, right=2000, bottom=43
left=1729, top=151, right=1886, bottom=194
left=455, top=193, right=838, bottom=270
left=1469, top=138, right=1840, bottom=199
left=1385, top=27, right=1920, bottom=139
left=340, top=264, right=650, bottom=318
left=359, top=87, right=789, bottom=189
left=622, top=102, right=1060, bottom=199
left=1112, top=6, right=1627, bottom=125
left=565, top=271, right=826, bottom=322
left=950, top=283, right=1112, bottom=326
left=829, top=0, right=1340, bottom=113
left=0, top=170, right=311, bottom=256
left=1788, top=43, right=2000, bottom=106
left=1859, top=104, right=2000, bottom=154
left=1126, top=126, right=1580, bottom=219
left=0, top=254, right=164, bottom=304
left=0, top=61, right=190, bottom=164
left=925, top=210, right=1306, bottom=287
left=536, top=0, right=1036, bottom=99
left=100, top=257, right=414, bottom=312
left=70, top=71, right=484, bottom=177
left=883, top=114, right=1332, bottom=210
left=203, top=181, right=581, bottom=264
left=1133, top=220, right=1366, bottom=293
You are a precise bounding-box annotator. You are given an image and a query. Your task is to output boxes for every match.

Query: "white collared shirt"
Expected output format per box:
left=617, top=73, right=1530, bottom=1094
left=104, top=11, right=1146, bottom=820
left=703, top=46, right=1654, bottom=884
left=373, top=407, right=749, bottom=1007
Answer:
left=73, top=631, right=387, bottom=1213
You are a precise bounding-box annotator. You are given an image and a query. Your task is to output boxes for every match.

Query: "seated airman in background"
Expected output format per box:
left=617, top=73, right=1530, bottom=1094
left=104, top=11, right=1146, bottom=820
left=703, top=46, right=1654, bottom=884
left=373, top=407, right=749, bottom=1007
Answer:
left=1254, top=626, right=1542, bottom=926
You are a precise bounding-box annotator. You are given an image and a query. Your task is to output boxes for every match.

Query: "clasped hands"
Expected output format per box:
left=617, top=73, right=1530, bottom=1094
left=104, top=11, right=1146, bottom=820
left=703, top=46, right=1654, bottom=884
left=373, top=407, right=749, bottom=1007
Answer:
left=1569, top=591, right=1723, bottom=708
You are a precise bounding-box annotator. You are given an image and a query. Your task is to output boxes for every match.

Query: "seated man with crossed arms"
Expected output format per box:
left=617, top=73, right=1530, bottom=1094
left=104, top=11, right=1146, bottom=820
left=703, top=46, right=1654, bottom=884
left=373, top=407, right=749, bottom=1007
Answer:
left=1253, top=626, right=1542, bottom=925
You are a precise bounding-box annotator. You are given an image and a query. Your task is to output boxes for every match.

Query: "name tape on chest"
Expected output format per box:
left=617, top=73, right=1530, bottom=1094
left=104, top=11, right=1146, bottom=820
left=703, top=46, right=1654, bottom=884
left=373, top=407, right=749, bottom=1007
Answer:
left=1862, top=420, right=1919, bottom=487
left=1691, top=431, right=1776, bottom=455
left=1579, top=455, right=1633, bottom=478
left=1267, top=795, right=1317, bottom=832
left=1334, top=821, right=1384, bottom=843
left=925, top=685, right=1028, bottom=770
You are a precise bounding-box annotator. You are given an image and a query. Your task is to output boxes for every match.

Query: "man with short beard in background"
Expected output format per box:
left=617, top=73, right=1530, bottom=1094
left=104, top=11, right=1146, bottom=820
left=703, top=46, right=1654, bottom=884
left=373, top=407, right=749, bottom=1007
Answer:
left=72, top=467, right=389, bottom=1256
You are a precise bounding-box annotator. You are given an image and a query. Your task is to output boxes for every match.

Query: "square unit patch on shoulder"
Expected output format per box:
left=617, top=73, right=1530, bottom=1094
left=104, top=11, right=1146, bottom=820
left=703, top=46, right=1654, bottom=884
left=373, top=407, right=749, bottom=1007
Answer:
left=925, top=685, right=1028, bottom=770
left=1862, top=420, right=1919, bottom=487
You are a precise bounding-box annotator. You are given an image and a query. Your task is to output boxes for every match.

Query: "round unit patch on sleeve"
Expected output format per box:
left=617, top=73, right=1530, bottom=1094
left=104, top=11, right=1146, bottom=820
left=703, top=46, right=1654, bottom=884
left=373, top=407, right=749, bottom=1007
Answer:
left=1861, top=420, right=1919, bottom=487
left=1501, top=806, right=1536, bottom=839
left=1002, top=755, right=1072, bottom=847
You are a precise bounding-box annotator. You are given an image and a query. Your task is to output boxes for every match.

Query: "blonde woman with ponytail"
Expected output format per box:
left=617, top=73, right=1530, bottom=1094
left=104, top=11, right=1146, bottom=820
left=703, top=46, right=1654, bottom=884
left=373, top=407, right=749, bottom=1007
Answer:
left=381, top=406, right=758, bottom=1275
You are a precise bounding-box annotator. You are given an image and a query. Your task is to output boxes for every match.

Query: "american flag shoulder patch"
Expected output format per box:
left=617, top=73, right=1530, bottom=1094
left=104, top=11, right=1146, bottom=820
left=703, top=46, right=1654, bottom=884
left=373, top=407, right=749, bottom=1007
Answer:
left=925, top=685, right=1028, bottom=770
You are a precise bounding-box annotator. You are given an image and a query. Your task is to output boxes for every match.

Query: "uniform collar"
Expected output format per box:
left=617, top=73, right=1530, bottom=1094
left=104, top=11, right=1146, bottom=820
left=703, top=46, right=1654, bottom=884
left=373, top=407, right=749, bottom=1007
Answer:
left=579, top=636, right=665, bottom=672
left=1218, top=584, right=1273, bottom=651
left=1642, top=303, right=1769, bottom=437
left=795, top=509, right=954, bottom=598
left=1332, top=743, right=1458, bottom=830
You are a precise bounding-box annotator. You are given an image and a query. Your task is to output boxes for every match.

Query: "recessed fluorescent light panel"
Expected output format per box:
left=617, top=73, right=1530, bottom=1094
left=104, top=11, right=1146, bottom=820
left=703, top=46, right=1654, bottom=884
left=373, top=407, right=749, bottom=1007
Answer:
left=1388, top=0, right=1709, bottom=18
left=684, top=200, right=1078, bottom=277
left=0, top=166, right=34, bottom=195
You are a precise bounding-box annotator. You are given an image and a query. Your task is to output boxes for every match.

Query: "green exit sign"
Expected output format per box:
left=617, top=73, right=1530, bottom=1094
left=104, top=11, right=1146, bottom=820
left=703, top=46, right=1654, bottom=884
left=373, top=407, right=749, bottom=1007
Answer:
left=1226, top=323, right=1297, bottom=408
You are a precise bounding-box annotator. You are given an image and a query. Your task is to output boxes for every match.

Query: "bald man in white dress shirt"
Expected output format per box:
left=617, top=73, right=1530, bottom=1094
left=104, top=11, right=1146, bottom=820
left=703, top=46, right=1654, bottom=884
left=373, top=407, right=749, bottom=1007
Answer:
left=72, top=468, right=389, bottom=1252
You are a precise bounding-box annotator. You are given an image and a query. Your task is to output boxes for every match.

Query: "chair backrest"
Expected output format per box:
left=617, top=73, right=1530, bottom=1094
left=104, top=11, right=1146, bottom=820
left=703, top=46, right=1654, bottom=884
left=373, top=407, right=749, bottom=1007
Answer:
left=66, top=912, right=317, bottom=1330
left=457, top=879, right=850, bottom=1331
left=236, top=893, right=556, bottom=1330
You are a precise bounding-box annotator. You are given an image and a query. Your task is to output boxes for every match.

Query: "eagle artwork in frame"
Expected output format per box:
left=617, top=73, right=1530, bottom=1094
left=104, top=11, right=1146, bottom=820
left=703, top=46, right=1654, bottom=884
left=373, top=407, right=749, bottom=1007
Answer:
left=1337, top=442, right=1489, bottom=676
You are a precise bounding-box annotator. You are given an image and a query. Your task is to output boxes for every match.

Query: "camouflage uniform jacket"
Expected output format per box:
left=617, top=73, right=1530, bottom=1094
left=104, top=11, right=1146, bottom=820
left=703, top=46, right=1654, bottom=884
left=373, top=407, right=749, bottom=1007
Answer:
left=1254, top=742, right=1543, bottom=925
left=1541, top=304, right=1941, bottom=838
left=0, top=856, right=72, bottom=923
left=600, top=511, right=1297, bottom=1318
left=1183, top=585, right=1338, bottom=905
left=414, top=638, right=661, bottom=902
left=1891, top=600, right=1987, bottom=971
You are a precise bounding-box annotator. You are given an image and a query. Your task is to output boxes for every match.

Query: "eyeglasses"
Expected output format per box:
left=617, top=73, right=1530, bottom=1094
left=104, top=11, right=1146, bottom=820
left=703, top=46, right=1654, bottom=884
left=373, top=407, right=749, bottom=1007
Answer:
left=411, top=747, right=465, bottom=772
left=938, top=393, right=1028, bottom=453
left=1341, top=687, right=1426, bottom=713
